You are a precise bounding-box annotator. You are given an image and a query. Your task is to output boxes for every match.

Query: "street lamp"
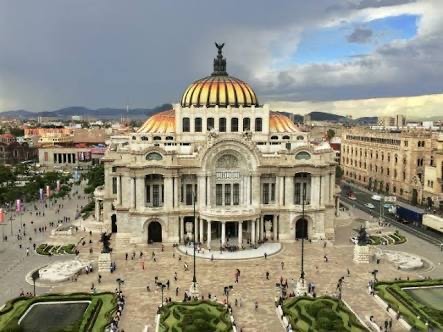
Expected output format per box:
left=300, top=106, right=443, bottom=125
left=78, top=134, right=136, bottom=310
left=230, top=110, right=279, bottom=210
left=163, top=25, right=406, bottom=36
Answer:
left=371, top=269, right=379, bottom=283
left=158, top=282, right=167, bottom=306
left=116, top=278, right=124, bottom=293
left=300, top=187, right=306, bottom=281
left=224, top=285, right=233, bottom=305
left=192, top=190, right=197, bottom=288
left=31, top=270, right=39, bottom=297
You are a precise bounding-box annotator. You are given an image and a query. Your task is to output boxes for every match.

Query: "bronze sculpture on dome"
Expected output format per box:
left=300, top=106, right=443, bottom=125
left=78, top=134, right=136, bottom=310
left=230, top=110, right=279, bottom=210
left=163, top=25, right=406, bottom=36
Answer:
left=215, top=42, right=224, bottom=54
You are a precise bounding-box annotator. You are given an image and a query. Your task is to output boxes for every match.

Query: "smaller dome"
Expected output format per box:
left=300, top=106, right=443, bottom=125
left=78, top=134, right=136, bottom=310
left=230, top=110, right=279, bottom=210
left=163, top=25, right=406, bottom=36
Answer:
left=269, top=112, right=299, bottom=133
left=137, top=110, right=175, bottom=134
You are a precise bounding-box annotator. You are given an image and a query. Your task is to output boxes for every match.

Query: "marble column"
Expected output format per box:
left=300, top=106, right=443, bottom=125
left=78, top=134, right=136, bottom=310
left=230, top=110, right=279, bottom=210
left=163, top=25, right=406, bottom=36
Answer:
left=273, top=215, right=277, bottom=241
left=164, top=176, right=173, bottom=209
left=199, top=218, right=204, bottom=243
left=195, top=218, right=199, bottom=243
left=238, top=221, right=243, bottom=247
left=221, top=221, right=226, bottom=246
left=95, top=199, right=100, bottom=222
left=252, top=175, right=261, bottom=207
left=116, top=176, right=122, bottom=205
left=180, top=217, right=184, bottom=244
left=310, top=176, right=318, bottom=208
left=136, top=176, right=145, bottom=209
left=251, top=219, right=256, bottom=244
left=336, top=197, right=340, bottom=216
left=131, top=177, right=136, bottom=209
left=287, top=176, right=294, bottom=205
left=207, top=220, right=212, bottom=249
left=260, top=216, right=264, bottom=240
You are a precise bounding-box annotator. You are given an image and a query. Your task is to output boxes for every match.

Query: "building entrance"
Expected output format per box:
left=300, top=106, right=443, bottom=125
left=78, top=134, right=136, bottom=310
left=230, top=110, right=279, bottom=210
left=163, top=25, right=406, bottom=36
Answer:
left=148, top=221, right=162, bottom=243
left=295, top=218, right=308, bottom=239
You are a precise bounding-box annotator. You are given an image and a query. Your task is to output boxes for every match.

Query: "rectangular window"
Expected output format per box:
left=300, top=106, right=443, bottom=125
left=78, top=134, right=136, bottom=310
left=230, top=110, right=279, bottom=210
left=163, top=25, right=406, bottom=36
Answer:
left=243, top=118, right=250, bottom=131
left=112, top=177, right=118, bottom=194
left=219, top=118, right=226, bottom=132
left=216, top=184, right=223, bottom=206
left=271, top=183, right=275, bottom=202
left=153, top=185, right=160, bottom=207
left=255, top=118, right=263, bottom=132
left=195, top=118, right=202, bottom=132
left=53, top=153, right=57, bottom=163
left=161, top=184, right=164, bottom=204
left=263, top=183, right=269, bottom=204
left=207, top=117, right=214, bottom=130
left=180, top=184, right=184, bottom=203
left=231, top=118, right=239, bottom=132
left=224, top=184, right=231, bottom=205
left=146, top=185, right=151, bottom=203
left=182, top=117, right=190, bottom=132
left=194, top=184, right=198, bottom=202
left=294, top=182, right=300, bottom=204
left=186, top=184, right=193, bottom=205
left=233, top=183, right=239, bottom=205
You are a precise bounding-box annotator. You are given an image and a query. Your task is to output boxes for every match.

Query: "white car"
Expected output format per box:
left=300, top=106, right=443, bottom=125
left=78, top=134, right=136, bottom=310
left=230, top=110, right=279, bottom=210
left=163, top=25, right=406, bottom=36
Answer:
left=350, top=236, right=359, bottom=244
left=365, top=203, right=375, bottom=209
left=371, top=195, right=382, bottom=201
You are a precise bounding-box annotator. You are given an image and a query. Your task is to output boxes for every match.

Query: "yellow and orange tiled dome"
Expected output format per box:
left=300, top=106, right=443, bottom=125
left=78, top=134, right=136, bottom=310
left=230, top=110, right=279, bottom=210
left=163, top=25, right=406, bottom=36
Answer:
left=137, top=110, right=298, bottom=134
left=181, top=76, right=259, bottom=108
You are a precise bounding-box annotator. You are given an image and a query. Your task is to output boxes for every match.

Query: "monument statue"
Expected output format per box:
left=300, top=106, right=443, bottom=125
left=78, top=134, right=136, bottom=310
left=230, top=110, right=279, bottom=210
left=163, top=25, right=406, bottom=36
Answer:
left=215, top=42, right=224, bottom=54
left=357, top=226, right=368, bottom=246
left=100, top=232, right=112, bottom=253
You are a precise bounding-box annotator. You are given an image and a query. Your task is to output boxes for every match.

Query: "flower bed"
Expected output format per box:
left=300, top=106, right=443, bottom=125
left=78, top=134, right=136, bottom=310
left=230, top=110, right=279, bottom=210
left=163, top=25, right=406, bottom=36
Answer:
left=36, top=243, right=76, bottom=255
left=369, top=231, right=406, bottom=245
left=282, top=296, right=367, bottom=332
left=158, top=300, right=233, bottom=332
left=375, top=279, right=443, bottom=331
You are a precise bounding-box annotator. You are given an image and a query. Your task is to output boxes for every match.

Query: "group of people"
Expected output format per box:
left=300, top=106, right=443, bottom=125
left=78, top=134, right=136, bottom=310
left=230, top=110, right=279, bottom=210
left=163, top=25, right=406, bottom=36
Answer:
left=108, top=290, right=126, bottom=332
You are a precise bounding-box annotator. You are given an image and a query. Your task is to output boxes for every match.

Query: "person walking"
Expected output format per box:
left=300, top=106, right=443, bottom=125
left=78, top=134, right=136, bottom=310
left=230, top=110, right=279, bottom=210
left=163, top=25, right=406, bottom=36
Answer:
left=281, top=261, right=284, bottom=270
left=266, top=271, right=270, bottom=280
left=255, top=301, right=258, bottom=311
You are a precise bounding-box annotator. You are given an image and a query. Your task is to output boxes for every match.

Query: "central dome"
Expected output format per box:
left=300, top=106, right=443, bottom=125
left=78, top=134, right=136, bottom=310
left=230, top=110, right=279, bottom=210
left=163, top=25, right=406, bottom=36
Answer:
left=181, top=43, right=259, bottom=108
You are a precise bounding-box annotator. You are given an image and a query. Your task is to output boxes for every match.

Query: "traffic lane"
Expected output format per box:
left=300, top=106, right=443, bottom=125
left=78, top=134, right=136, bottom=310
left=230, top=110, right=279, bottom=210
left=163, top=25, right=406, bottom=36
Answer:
left=340, top=194, right=443, bottom=244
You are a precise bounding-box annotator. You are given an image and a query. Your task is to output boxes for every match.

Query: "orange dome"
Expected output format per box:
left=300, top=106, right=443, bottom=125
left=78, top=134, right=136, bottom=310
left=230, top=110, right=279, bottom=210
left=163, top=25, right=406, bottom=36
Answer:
left=138, top=110, right=298, bottom=134
left=269, top=112, right=299, bottom=133
left=137, top=110, right=175, bottom=134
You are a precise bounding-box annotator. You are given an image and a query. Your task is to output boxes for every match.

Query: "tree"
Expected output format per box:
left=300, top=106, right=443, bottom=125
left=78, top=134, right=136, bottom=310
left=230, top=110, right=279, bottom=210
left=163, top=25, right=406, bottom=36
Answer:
left=84, top=164, right=104, bottom=194
left=9, top=127, right=24, bottom=137
left=335, top=166, right=343, bottom=182
left=327, top=129, right=335, bottom=141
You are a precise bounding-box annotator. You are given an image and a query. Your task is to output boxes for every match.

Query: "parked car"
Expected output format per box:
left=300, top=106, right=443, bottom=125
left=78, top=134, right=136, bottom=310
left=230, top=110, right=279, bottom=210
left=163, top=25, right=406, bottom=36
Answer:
left=348, top=194, right=357, bottom=200
left=365, top=203, right=375, bottom=209
left=350, top=236, right=359, bottom=244
left=383, top=203, right=393, bottom=209
left=371, top=195, right=382, bottom=201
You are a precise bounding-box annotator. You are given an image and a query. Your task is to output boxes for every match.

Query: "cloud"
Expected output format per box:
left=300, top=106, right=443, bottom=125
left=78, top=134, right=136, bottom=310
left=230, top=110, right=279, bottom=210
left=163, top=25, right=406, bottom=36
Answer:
left=0, top=0, right=441, bottom=116
left=347, top=27, right=373, bottom=43
left=269, top=93, right=443, bottom=120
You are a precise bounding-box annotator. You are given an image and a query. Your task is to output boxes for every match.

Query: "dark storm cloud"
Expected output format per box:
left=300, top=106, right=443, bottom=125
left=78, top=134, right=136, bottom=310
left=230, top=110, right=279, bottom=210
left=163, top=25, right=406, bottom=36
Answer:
left=347, top=27, right=373, bottom=43
left=0, top=0, right=440, bottom=111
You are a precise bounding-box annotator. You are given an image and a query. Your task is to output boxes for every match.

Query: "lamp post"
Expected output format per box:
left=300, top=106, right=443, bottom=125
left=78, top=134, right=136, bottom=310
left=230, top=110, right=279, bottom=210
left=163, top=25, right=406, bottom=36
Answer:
left=224, top=285, right=233, bottom=305
left=300, top=187, right=306, bottom=281
left=193, top=190, right=197, bottom=288
left=159, top=282, right=167, bottom=306
left=371, top=269, right=379, bottom=283
left=116, top=278, right=124, bottom=293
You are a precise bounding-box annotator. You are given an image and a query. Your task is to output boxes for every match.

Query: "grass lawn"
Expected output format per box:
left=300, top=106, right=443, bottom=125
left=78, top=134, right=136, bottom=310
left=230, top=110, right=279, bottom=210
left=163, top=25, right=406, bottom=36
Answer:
left=375, top=279, right=443, bottom=331
left=369, top=231, right=406, bottom=245
left=36, top=243, right=76, bottom=255
left=159, top=300, right=233, bottom=332
left=282, top=296, right=368, bottom=332
left=0, top=292, right=116, bottom=332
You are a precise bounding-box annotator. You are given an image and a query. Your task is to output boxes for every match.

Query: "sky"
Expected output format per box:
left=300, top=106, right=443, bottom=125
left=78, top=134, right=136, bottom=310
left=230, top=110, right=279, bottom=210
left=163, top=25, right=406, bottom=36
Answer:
left=0, top=0, right=442, bottom=119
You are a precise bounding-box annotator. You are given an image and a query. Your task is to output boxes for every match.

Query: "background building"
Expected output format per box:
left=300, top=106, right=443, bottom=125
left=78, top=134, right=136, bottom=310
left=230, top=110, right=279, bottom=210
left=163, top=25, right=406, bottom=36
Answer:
left=341, top=128, right=432, bottom=204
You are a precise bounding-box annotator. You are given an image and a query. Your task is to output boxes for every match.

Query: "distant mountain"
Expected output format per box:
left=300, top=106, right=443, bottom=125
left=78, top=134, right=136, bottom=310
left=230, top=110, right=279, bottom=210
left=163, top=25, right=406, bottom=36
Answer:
left=279, top=111, right=377, bottom=125
left=0, top=104, right=172, bottom=120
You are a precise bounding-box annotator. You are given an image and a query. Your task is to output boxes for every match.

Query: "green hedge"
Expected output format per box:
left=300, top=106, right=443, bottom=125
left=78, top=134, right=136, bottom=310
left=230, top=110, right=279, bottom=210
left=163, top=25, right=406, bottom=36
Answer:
left=0, top=292, right=116, bottom=332
left=282, top=296, right=367, bottom=332
left=375, top=279, right=443, bottom=331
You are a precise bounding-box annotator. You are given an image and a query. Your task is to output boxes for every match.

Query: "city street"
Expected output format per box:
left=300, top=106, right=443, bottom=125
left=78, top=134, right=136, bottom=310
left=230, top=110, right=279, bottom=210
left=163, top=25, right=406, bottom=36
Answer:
left=0, top=181, right=90, bottom=305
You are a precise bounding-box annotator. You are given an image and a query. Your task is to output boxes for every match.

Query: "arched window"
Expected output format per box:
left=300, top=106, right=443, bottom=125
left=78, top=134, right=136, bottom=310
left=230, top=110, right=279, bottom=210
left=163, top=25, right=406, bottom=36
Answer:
left=182, top=117, right=190, bottom=132
left=146, top=152, right=163, bottom=161
left=195, top=117, right=202, bottom=132
left=255, top=118, right=263, bottom=132
left=141, top=136, right=149, bottom=141
left=231, top=118, right=239, bottom=132
left=219, top=118, right=226, bottom=132
left=153, top=136, right=161, bottom=141
left=165, top=136, right=174, bottom=140
left=295, top=151, right=311, bottom=160
left=243, top=118, right=250, bottom=131
left=271, top=135, right=279, bottom=140
left=132, top=136, right=136, bottom=140
left=207, top=117, right=214, bottom=130
left=297, top=135, right=304, bottom=141
left=282, top=135, right=290, bottom=140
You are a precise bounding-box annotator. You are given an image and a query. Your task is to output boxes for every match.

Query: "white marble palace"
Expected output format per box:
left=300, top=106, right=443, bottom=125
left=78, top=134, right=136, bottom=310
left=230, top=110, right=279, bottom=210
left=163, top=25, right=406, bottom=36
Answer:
left=95, top=44, right=338, bottom=248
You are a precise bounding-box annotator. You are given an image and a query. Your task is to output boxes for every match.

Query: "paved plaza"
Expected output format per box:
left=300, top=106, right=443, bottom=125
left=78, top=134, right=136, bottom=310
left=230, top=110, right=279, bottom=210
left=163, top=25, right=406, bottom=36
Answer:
left=1, top=188, right=443, bottom=332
